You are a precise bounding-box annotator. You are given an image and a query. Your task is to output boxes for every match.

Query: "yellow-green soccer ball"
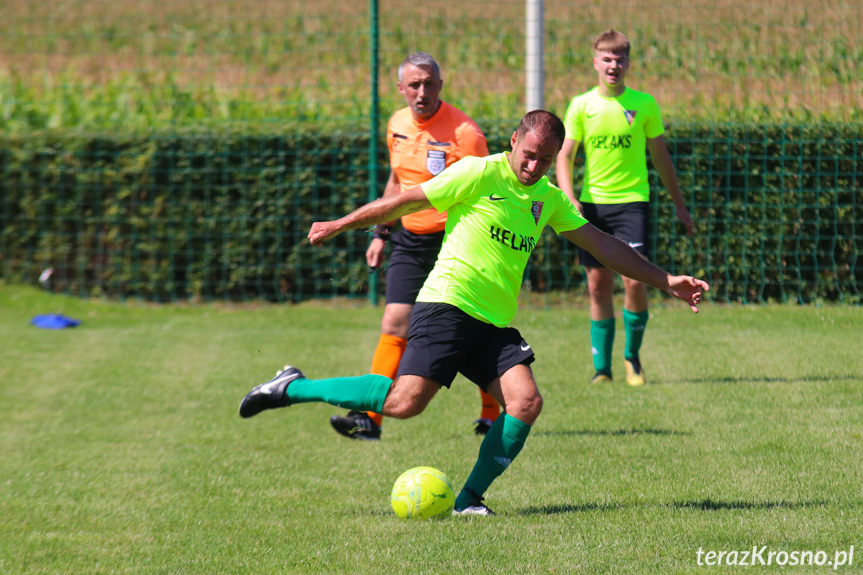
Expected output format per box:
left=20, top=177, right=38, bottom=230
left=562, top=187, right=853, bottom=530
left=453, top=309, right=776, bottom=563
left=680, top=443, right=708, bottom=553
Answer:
left=390, top=466, right=455, bottom=520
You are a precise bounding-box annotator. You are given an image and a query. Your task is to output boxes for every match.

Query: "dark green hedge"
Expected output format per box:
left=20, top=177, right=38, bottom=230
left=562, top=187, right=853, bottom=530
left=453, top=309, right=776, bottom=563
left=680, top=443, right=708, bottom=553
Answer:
left=1, top=121, right=860, bottom=304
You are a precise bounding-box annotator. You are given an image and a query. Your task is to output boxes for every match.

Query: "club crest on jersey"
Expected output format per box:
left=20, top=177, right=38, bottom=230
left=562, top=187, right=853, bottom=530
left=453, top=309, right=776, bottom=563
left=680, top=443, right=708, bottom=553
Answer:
left=531, top=201, right=544, bottom=225
left=426, top=149, right=446, bottom=176
left=623, top=110, right=638, bottom=126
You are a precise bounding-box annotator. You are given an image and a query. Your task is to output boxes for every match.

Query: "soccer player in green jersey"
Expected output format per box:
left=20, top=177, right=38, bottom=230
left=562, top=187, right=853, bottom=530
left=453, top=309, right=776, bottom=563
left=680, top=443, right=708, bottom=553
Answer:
left=556, top=29, right=695, bottom=386
left=239, top=110, right=708, bottom=515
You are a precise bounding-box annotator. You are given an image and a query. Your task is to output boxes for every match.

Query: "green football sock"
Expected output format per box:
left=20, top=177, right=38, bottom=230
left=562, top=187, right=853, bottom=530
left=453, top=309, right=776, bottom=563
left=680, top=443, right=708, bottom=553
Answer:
left=590, top=318, right=615, bottom=375
left=286, top=374, right=392, bottom=414
left=623, top=309, right=649, bottom=361
left=455, top=414, right=531, bottom=509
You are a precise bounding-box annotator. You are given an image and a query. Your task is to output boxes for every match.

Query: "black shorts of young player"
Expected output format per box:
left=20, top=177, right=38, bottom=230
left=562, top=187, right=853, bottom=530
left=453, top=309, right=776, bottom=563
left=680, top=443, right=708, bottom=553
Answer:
left=577, top=201, right=649, bottom=268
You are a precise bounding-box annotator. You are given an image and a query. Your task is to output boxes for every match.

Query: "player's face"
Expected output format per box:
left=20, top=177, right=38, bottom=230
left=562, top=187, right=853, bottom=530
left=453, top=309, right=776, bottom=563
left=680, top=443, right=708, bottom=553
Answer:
left=398, top=64, right=443, bottom=121
left=593, top=50, right=629, bottom=88
left=508, top=130, right=560, bottom=187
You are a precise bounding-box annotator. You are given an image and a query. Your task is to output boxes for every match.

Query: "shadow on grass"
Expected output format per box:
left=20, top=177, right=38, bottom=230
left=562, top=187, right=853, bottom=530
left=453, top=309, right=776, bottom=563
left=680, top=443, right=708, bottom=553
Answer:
left=536, top=428, right=688, bottom=437
left=519, top=501, right=630, bottom=515
left=658, top=374, right=861, bottom=385
left=670, top=498, right=828, bottom=511
left=519, top=498, right=828, bottom=516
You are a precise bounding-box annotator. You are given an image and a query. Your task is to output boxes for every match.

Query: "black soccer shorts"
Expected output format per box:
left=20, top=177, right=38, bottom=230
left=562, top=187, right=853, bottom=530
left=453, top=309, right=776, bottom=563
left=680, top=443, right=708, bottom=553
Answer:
left=383, top=229, right=444, bottom=305
left=577, top=201, right=650, bottom=268
left=397, top=302, right=535, bottom=390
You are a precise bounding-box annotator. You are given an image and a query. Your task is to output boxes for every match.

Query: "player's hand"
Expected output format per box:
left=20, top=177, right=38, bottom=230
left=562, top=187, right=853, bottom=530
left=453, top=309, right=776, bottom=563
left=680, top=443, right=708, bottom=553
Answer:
left=308, top=221, right=342, bottom=246
left=676, top=204, right=694, bottom=237
left=366, top=238, right=387, bottom=269
left=665, top=275, right=710, bottom=313
left=572, top=198, right=585, bottom=215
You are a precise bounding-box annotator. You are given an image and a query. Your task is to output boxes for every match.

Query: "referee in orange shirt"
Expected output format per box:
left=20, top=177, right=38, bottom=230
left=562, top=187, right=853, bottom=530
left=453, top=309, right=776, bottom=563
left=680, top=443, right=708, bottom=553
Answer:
left=329, top=52, right=499, bottom=440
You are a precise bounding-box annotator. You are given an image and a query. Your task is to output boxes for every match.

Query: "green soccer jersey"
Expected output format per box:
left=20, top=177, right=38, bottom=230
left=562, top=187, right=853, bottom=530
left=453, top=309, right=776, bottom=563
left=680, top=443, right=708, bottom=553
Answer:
left=563, top=87, right=665, bottom=204
left=417, top=153, right=587, bottom=327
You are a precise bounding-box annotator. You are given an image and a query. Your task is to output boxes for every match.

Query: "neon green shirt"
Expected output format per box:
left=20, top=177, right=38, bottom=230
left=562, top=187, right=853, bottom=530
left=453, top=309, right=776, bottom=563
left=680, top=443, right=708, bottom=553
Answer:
left=418, top=153, right=587, bottom=327
left=563, top=87, right=665, bottom=203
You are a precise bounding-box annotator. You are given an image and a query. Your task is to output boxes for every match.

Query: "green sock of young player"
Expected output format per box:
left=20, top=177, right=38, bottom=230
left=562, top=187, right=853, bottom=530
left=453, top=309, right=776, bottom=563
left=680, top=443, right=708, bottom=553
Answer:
left=623, top=309, right=649, bottom=361
left=455, top=414, right=531, bottom=509
left=590, top=318, right=615, bottom=375
left=286, top=374, right=391, bottom=413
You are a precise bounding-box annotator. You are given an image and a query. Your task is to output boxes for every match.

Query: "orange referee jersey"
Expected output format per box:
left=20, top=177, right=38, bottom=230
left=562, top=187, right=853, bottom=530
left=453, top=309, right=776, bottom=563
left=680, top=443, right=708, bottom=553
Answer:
left=387, top=101, right=488, bottom=234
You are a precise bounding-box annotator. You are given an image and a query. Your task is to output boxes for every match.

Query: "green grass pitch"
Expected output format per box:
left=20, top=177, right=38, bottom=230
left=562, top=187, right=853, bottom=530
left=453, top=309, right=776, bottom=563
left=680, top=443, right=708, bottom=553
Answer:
left=1, top=286, right=860, bottom=574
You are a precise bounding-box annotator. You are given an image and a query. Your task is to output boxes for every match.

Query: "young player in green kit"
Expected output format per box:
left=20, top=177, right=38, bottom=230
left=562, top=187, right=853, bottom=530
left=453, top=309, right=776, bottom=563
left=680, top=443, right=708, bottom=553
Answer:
left=239, top=111, right=708, bottom=515
left=556, top=30, right=694, bottom=386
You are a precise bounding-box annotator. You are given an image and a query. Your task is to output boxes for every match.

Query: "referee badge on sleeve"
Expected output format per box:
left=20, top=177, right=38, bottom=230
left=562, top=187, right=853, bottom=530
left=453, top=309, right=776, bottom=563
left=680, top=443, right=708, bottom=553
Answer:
left=426, top=150, right=446, bottom=176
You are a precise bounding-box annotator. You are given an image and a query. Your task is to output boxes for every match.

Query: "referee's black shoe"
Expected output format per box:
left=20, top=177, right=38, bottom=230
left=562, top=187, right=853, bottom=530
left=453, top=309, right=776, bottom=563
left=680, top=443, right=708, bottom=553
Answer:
left=330, top=410, right=382, bottom=441
left=473, top=418, right=494, bottom=436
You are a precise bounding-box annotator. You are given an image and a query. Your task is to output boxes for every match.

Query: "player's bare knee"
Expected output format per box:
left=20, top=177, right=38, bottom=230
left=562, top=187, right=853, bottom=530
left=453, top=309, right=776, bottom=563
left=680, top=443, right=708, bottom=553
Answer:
left=588, top=284, right=607, bottom=301
left=382, top=377, right=436, bottom=419
left=386, top=397, right=427, bottom=419
left=622, top=276, right=645, bottom=291
left=508, top=391, right=543, bottom=423
left=525, top=393, right=544, bottom=419
left=379, top=321, right=405, bottom=338
left=380, top=308, right=411, bottom=338
left=588, top=279, right=613, bottom=300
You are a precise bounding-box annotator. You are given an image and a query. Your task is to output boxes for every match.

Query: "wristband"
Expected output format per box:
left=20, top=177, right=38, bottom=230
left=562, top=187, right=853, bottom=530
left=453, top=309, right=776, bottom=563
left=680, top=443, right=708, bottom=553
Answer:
left=372, top=224, right=393, bottom=242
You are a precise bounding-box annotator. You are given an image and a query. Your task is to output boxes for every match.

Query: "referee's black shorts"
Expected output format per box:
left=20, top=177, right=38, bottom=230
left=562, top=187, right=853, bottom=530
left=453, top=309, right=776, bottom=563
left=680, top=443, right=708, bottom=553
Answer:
left=384, top=229, right=444, bottom=305
left=397, top=302, right=535, bottom=390
left=577, top=201, right=650, bottom=268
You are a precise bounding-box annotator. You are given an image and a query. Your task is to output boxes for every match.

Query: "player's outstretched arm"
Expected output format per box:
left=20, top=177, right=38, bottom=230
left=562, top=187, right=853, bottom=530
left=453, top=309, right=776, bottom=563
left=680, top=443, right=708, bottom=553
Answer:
left=366, top=170, right=402, bottom=268
left=308, top=185, right=432, bottom=246
left=563, top=224, right=709, bottom=312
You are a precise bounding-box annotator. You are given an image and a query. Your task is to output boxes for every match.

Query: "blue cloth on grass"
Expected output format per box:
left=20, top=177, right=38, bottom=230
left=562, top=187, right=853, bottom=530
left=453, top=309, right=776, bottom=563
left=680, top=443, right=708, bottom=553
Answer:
left=30, top=314, right=81, bottom=329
